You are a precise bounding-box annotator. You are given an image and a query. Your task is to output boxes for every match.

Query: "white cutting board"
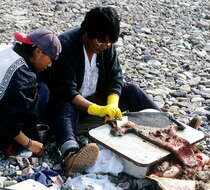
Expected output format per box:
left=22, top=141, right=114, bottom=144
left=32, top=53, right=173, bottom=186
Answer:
left=89, top=116, right=205, bottom=166
left=9, top=179, right=48, bottom=190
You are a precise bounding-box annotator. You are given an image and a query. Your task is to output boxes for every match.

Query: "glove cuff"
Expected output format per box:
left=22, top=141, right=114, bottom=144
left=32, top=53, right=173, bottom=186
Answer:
left=107, top=94, right=119, bottom=107
left=87, top=104, right=100, bottom=115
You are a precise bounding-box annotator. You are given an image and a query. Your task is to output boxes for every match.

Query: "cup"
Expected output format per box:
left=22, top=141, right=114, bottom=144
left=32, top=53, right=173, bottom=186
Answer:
left=35, top=124, right=50, bottom=143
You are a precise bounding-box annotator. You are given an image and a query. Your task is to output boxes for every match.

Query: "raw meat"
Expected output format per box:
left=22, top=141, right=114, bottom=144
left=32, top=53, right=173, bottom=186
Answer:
left=109, top=120, right=198, bottom=167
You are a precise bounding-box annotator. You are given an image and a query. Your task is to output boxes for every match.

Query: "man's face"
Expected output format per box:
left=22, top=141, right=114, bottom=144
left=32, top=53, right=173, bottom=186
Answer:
left=93, top=38, right=112, bottom=53
left=86, top=34, right=112, bottom=54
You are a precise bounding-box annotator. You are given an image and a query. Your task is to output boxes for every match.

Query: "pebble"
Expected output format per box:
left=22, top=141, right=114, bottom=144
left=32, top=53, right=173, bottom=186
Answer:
left=16, top=157, right=30, bottom=170
left=0, top=0, right=209, bottom=189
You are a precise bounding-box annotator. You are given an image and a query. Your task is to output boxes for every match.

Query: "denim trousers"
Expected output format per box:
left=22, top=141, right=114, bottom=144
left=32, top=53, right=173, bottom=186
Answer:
left=35, top=82, right=50, bottom=120
left=51, top=83, right=160, bottom=156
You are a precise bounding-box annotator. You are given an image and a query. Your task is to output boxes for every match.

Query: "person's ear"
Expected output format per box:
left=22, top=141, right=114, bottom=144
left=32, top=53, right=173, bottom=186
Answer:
left=33, top=47, right=42, bottom=58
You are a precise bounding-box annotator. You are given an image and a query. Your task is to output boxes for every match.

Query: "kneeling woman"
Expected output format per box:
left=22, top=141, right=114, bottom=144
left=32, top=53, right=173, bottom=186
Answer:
left=0, top=29, right=61, bottom=156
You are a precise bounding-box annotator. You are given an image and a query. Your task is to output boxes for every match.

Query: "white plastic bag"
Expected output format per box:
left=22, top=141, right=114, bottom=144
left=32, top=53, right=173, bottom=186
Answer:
left=64, top=174, right=122, bottom=190
left=86, top=146, right=124, bottom=175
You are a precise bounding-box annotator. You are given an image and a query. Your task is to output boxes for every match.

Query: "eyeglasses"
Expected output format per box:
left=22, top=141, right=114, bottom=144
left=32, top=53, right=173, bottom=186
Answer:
left=95, top=39, right=112, bottom=47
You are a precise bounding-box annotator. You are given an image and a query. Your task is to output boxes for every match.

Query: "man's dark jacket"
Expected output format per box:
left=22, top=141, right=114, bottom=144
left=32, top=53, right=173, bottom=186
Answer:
left=43, top=27, right=124, bottom=102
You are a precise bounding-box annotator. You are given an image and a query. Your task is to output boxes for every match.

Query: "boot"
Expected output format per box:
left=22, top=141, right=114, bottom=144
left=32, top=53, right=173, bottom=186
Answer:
left=64, top=143, right=99, bottom=175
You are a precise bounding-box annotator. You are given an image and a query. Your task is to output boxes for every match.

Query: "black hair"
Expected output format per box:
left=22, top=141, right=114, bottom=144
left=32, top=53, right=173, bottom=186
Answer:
left=81, top=6, right=120, bottom=43
left=20, top=43, right=37, bottom=57
left=13, top=42, right=38, bottom=63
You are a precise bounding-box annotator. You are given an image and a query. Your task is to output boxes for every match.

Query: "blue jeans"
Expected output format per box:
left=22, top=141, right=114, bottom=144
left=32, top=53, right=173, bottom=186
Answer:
left=35, top=82, right=50, bottom=120
left=51, top=83, right=160, bottom=156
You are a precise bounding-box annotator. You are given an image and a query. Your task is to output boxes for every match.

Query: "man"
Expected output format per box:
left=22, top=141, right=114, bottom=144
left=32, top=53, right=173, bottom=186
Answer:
left=47, top=7, right=160, bottom=175
left=0, top=29, right=61, bottom=156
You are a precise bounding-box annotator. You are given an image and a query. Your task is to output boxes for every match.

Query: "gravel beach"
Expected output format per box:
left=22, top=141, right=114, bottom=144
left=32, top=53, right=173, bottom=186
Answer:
left=0, top=0, right=210, bottom=189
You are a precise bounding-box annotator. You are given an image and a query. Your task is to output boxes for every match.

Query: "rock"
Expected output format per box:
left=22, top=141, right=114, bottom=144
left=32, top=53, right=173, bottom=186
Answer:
left=21, top=167, right=34, bottom=176
left=170, top=90, right=187, bottom=97
left=120, top=22, right=132, bottom=29
left=30, top=157, right=39, bottom=165
left=142, top=55, right=153, bottom=62
left=0, top=0, right=209, bottom=186
left=192, top=49, right=207, bottom=58
left=53, top=164, right=62, bottom=171
left=204, top=43, right=210, bottom=51
left=139, top=27, right=152, bottom=34
left=200, top=80, right=210, bottom=85
left=169, top=106, right=180, bottom=115
left=4, top=165, right=16, bottom=177
left=191, top=97, right=205, bottom=103
left=147, top=59, right=162, bottom=68
left=16, top=157, right=30, bottom=170
left=0, top=177, right=7, bottom=188
left=189, top=77, right=201, bottom=86
left=3, top=180, right=17, bottom=187
left=193, top=107, right=210, bottom=116
left=16, top=171, right=22, bottom=176
left=180, top=84, right=191, bottom=93
left=42, top=162, right=49, bottom=168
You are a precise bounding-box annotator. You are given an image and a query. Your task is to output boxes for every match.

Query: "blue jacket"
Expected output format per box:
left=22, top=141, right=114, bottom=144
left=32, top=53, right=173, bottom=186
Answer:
left=0, top=44, right=38, bottom=139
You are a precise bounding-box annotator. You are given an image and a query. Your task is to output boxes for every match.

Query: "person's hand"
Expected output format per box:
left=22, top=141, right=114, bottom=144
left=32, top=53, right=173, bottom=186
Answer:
left=105, top=93, right=122, bottom=122
left=28, top=140, right=45, bottom=156
left=88, top=104, right=122, bottom=121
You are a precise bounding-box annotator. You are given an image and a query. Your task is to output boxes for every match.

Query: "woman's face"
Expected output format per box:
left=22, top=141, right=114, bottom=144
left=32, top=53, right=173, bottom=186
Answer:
left=30, top=48, right=52, bottom=72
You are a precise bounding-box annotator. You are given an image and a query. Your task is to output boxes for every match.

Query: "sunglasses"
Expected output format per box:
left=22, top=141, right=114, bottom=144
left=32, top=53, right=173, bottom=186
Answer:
left=95, top=39, right=112, bottom=47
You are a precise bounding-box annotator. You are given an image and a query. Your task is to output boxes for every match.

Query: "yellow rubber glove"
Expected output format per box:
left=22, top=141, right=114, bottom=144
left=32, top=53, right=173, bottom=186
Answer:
left=105, top=94, right=122, bottom=122
left=88, top=104, right=122, bottom=121
left=107, top=94, right=119, bottom=107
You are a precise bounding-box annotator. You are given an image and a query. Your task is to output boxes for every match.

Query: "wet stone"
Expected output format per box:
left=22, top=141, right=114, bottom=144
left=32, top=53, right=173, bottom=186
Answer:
left=0, top=0, right=209, bottom=188
left=16, top=157, right=30, bottom=170
left=170, top=90, right=187, bottom=97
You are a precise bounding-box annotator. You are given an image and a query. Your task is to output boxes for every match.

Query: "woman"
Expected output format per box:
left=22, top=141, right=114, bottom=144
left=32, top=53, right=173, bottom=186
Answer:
left=0, top=29, right=61, bottom=156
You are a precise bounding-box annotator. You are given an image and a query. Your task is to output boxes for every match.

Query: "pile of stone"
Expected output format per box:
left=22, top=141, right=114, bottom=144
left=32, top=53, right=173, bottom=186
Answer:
left=0, top=0, right=209, bottom=189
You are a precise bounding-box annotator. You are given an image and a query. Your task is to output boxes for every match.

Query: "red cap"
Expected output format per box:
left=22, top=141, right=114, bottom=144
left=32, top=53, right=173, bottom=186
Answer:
left=13, top=29, right=61, bottom=60
left=14, top=32, right=33, bottom=45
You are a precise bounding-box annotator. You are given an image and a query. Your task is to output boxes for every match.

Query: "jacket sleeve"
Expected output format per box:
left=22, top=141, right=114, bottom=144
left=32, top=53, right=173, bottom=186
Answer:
left=50, top=35, right=81, bottom=102
left=104, top=44, right=124, bottom=96
left=1, top=65, right=38, bottom=138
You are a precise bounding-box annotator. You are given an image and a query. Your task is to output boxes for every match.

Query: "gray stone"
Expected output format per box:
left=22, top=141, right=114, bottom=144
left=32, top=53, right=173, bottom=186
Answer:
left=16, top=157, right=30, bottom=170
left=0, top=0, right=210, bottom=185
left=147, top=59, right=162, bottom=68
left=0, top=177, right=7, bottom=188
left=21, top=167, right=34, bottom=176
left=191, top=97, right=205, bottom=103
left=189, top=77, right=201, bottom=86
left=53, top=163, right=62, bottom=171
left=170, top=90, right=187, bottom=97
left=3, top=180, right=17, bottom=188
left=30, top=157, right=39, bottom=165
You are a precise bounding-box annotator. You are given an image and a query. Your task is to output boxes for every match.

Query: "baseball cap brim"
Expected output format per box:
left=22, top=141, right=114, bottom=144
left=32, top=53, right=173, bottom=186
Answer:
left=14, top=32, right=34, bottom=45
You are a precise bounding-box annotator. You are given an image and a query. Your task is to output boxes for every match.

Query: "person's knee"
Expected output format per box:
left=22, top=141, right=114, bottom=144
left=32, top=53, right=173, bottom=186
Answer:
left=57, top=101, right=74, bottom=110
left=55, top=101, right=77, bottom=118
left=38, top=82, right=50, bottom=103
left=123, top=82, right=139, bottom=94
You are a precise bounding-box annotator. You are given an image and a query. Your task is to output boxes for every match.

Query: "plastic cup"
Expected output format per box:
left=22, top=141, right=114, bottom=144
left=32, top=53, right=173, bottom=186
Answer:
left=35, top=124, right=50, bottom=143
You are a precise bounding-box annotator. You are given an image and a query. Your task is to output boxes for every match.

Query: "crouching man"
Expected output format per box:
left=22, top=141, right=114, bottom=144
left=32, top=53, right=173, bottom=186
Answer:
left=45, top=7, right=160, bottom=175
